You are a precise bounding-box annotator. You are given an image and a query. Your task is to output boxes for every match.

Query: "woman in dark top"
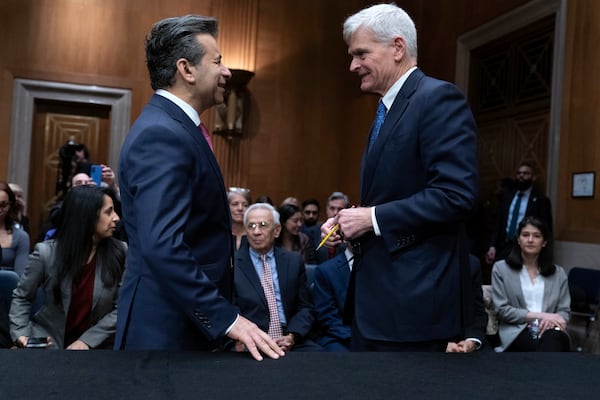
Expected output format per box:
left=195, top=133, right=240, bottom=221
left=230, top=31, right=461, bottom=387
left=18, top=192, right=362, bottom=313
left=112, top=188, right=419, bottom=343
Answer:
left=10, top=185, right=126, bottom=349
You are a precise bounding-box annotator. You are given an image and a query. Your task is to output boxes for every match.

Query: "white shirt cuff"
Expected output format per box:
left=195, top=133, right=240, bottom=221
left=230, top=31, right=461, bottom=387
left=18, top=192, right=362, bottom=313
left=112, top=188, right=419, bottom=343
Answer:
left=371, top=206, right=381, bottom=236
left=225, top=314, right=240, bottom=335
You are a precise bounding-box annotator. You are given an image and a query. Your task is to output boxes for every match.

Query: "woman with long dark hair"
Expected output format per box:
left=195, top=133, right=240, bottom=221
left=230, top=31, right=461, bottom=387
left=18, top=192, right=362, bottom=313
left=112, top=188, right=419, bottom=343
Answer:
left=10, top=185, right=126, bottom=349
left=492, top=216, right=570, bottom=352
left=275, top=204, right=314, bottom=264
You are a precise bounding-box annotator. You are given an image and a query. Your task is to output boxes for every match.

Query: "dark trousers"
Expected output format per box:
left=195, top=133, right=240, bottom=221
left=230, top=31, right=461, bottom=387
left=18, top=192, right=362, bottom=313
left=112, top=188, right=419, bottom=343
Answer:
left=351, top=320, right=449, bottom=352
left=506, top=328, right=570, bottom=352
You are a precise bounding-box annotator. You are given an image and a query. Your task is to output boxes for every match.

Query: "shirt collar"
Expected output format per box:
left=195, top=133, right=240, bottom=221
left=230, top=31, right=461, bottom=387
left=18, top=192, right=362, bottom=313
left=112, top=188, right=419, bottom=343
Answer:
left=249, top=246, right=275, bottom=261
left=381, top=66, right=418, bottom=111
left=155, top=89, right=202, bottom=126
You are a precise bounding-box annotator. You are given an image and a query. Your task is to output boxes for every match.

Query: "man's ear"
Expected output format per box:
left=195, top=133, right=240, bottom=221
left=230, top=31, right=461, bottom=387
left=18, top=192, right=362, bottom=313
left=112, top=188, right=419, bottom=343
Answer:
left=392, top=36, right=407, bottom=62
left=273, top=224, right=282, bottom=239
left=176, top=58, right=195, bottom=84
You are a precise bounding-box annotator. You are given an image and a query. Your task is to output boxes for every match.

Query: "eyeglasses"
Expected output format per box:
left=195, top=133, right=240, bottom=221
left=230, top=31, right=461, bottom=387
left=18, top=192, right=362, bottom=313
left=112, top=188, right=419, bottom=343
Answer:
left=247, top=221, right=271, bottom=230
left=0, top=202, right=10, bottom=209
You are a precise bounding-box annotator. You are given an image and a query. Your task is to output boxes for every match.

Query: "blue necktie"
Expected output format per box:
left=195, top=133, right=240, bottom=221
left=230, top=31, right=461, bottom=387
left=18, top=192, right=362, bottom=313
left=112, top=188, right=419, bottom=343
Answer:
left=368, top=101, right=387, bottom=152
left=507, top=191, right=524, bottom=239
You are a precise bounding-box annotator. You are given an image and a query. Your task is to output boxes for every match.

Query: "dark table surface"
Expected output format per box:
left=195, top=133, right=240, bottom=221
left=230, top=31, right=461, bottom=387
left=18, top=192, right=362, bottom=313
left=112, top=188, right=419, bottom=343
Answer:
left=1, top=350, right=598, bottom=399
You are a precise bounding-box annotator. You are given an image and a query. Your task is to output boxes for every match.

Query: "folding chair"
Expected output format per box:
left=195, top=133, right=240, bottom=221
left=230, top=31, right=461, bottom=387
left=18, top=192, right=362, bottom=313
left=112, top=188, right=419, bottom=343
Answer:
left=568, top=267, right=600, bottom=351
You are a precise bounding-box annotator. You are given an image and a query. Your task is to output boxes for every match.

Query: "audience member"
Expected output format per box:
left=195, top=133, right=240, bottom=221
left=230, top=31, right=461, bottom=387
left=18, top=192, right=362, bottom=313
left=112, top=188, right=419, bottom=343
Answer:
left=446, top=254, right=488, bottom=352
left=321, top=4, right=478, bottom=351
left=228, top=187, right=251, bottom=250
left=315, top=191, right=349, bottom=264
left=486, top=161, right=552, bottom=264
left=312, top=244, right=353, bottom=351
left=10, top=185, right=126, bottom=349
left=8, top=183, right=29, bottom=234
left=234, top=203, right=320, bottom=352
left=492, top=217, right=570, bottom=352
left=254, top=195, right=274, bottom=205
left=114, top=15, right=281, bottom=360
left=300, top=198, right=321, bottom=254
left=0, top=182, right=30, bottom=276
left=276, top=204, right=315, bottom=264
left=40, top=169, right=126, bottom=243
left=280, top=197, right=299, bottom=207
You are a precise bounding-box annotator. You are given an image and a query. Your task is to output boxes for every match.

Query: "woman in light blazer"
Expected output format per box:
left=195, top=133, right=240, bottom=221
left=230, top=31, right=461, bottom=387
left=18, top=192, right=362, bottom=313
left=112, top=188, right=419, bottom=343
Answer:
left=492, top=216, right=570, bottom=352
left=10, top=185, right=126, bottom=349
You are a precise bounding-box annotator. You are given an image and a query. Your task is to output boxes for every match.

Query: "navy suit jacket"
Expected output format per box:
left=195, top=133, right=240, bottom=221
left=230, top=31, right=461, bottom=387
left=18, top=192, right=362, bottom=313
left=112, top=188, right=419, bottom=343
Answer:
left=234, top=244, right=314, bottom=339
left=313, top=252, right=351, bottom=346
left=350, top=68, right=479, bottom=342
left=115, top=94, right=238, bottom=350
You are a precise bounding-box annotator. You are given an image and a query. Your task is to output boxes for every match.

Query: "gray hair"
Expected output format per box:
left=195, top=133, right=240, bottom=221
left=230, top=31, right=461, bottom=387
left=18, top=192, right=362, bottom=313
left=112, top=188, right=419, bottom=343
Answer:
left=343, top=3, right=417, bottom=60
left=244, top=202, right=281, bottom=227
left=228, top=187, right=251, bottom=204
left=327, top=191, right=349, bottom=207
left=145, top=15, right=218, bottom=90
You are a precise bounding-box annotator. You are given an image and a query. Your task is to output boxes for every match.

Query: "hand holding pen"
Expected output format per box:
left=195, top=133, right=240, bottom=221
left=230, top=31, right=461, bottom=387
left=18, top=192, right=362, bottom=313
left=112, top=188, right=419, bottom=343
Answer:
left=318, top=217, right=343, bottom=250
left=318, top=206, right=374, bottom=249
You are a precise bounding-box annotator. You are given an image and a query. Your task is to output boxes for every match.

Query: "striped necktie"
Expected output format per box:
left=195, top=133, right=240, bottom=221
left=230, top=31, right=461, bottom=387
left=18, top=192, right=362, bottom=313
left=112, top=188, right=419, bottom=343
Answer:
left=260, top=254, right=283, bottom=339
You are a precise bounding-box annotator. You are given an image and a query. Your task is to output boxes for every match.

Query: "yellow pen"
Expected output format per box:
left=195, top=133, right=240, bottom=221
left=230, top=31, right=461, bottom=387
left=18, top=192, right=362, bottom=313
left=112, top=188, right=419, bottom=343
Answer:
left=316, top=223, right=340, bottom=251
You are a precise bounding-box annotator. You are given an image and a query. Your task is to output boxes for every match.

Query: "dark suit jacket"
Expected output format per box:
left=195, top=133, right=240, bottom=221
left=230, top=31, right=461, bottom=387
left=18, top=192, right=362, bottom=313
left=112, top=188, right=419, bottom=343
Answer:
left=465, top=255, right=487, bottom=344
left=490, top=188, right=553, bottom=257
left=234, top=243, right=314, bottom=339
left=350, top=68, right=479, bottom=343
left=115, top=94, right=238, bottom=350
left=313, top=252, right=351, bottom=347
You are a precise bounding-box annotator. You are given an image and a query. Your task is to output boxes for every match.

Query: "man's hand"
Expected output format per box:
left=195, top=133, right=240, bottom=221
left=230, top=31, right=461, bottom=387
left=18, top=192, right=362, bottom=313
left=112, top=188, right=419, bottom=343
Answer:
left=446, top=340, right=476, bottom=353
left=275, top=333, right=295, bottom=352
left=101, top=164, right=118, bottom=190
left=227, top=316, right=285, bottom=361
left=336, top=207, right=373, bottom=240
left=66, top=340, right=90, bottom=350
left=321, top=218, right=343, bottom=248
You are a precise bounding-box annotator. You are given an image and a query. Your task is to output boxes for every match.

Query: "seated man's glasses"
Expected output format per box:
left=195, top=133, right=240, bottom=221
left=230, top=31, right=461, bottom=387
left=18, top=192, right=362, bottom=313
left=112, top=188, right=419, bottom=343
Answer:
left=247, top=221, right=271, bottom=230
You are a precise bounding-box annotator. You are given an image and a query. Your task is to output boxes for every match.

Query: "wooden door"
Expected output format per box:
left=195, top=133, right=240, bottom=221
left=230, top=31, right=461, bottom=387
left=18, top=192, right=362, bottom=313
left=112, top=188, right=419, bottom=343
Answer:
left=28, top=99, right=111, bottom=243
left=468, top=15, right=555, bottom=280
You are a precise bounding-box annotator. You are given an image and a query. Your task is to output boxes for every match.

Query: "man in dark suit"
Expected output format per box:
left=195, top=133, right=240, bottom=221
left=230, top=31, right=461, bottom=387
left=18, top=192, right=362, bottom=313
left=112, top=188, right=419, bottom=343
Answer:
left=234, top=203, right=318, bottom=352
left=312, top=245, right=353, bottom=351
left=486, top=161, right=553, bottom=264
left=446, top=255, right=488, bottom=352
left=115, top=15, right=282, bottom=361
left=322, top=4, right=478, bottom=351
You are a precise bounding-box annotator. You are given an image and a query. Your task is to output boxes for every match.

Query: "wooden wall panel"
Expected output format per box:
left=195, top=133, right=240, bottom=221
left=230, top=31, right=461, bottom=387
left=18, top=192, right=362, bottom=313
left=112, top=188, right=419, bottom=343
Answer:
left=0, top=0, right=598, bottom=246
left=556, top=0, right=600, bottom=242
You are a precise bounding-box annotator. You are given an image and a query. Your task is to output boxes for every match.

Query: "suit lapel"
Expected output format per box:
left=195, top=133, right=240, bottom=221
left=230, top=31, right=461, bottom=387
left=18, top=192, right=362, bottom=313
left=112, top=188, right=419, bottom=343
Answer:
left=60, top=276, right=72, bottom=316
left=91, top=260, right=103, bottom=311
left=236, top=246, right=268, bottom=308
left=151, top=95, right=230, bottom=213
left=360, top=69, right=423, bottom=202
